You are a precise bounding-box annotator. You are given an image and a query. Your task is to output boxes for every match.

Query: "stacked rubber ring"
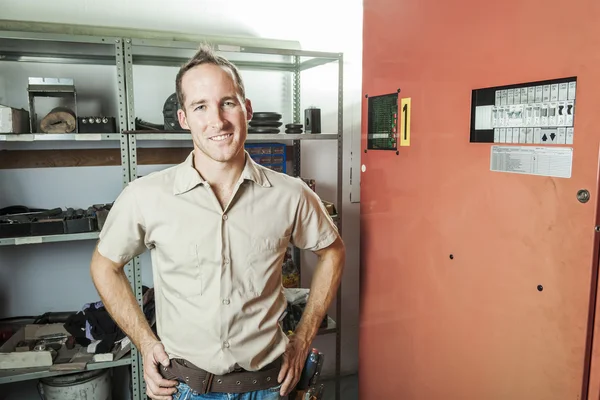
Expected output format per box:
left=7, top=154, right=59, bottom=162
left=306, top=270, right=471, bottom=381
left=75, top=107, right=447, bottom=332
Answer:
left=248, top=112, right=282, bottom=134
left=285, top=123, right=303, bottom=134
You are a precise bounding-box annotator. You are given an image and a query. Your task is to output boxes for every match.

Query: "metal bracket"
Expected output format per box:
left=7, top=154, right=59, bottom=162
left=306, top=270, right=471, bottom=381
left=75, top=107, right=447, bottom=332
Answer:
left=27, top=77, right=77, bottom=133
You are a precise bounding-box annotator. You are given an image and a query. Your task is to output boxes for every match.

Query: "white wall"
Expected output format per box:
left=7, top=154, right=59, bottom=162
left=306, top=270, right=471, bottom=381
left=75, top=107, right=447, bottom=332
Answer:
left=0, top=0, right=362, bottom=398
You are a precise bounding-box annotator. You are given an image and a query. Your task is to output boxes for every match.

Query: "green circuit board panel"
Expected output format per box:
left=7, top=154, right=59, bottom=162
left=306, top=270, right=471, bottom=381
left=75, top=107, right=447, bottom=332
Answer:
left=367, top=92, right=398, bottom=150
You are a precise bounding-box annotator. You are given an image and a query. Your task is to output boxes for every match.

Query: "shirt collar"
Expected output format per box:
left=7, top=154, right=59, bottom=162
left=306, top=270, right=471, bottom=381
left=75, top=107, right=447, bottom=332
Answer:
left=173, top=150, right=272, bottom=195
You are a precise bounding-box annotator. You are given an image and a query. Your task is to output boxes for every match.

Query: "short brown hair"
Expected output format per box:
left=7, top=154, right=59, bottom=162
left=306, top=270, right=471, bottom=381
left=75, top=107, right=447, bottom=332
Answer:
left=175, top=43, right=246, bottom=110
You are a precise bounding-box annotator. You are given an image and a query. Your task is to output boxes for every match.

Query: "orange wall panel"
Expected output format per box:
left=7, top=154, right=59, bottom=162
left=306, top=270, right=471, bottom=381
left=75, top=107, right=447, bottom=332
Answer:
left=360, top=1, right=600, bottom=399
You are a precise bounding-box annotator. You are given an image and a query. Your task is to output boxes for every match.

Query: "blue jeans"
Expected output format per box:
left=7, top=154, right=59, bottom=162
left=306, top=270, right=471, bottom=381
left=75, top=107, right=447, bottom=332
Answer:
left=173, top=381, right=283, bottom=400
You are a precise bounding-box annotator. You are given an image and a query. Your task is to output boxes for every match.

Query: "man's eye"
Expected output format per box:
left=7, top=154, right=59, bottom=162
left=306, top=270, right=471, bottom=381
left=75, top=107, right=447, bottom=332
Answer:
left=195, top=105, right=205, bottom=111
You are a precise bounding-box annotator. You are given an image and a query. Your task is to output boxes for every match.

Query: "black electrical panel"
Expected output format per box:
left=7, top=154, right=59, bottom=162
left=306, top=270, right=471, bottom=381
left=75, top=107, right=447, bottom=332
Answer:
left=367, top=92, right=399, bottom=151
left=470, top=76, right=577, bottom=145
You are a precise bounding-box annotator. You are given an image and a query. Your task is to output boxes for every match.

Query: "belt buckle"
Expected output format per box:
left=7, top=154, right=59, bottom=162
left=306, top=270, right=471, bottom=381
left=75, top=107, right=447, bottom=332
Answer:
left=201, top=372, right=215, bottom=394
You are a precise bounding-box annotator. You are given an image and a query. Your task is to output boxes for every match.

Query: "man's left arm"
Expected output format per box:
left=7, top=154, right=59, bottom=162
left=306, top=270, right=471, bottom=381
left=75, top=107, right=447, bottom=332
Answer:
left=294, top=236, right=345, bottom=342
left=277, top=236, right=346, bottom=396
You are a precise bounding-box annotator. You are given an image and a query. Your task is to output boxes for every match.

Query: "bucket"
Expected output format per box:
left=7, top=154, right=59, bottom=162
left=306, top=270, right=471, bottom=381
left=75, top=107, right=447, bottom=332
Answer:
left=38, top=369, right=112, bottom=400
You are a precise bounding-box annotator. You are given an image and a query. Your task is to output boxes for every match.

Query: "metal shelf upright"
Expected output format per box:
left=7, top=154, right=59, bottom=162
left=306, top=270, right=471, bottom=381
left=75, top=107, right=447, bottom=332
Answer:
left=0, top=30, right=142, bottom=400
left=120, top=37, right=344, bottom=400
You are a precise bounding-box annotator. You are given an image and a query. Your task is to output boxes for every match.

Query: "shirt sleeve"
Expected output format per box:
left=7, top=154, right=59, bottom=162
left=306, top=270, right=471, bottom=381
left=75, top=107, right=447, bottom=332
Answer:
left=97, top=182, right=148, bottom=264
left=290, top=181, right=340, bottom=252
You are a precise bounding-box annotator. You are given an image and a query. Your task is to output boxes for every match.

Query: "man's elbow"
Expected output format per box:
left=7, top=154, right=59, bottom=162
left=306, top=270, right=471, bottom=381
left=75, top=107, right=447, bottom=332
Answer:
left=320, top=235, right=346, bottom=270
left=90, top=243, right=125, bottom=276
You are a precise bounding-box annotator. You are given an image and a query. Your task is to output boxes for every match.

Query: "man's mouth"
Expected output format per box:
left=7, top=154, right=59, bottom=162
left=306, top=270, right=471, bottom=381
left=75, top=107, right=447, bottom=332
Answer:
left=209, top=133, right=233, bottom=141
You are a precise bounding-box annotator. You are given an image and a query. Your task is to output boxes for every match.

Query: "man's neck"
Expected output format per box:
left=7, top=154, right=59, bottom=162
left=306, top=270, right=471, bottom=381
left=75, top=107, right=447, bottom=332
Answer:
left=193, top=148, right=246, bottom=189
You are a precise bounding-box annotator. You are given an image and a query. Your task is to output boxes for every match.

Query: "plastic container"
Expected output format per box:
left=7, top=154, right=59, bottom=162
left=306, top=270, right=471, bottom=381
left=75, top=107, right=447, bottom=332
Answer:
left=38, top=369, right=112, bottom=400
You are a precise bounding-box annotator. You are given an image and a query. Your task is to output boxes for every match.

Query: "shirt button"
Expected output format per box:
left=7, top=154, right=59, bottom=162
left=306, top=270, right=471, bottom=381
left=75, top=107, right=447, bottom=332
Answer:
left=222, top=214, right=228, bottom=221
left=224, top=341, right=230, bottom=348
left=224, top=258, right=230, bottom=265
left=223, top=299, right=230, bottom=305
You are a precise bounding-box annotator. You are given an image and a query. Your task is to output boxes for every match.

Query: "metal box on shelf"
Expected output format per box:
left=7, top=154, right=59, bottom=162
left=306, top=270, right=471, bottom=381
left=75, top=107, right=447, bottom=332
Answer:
left=27, top=77, right=77, bottom=133
left=78, top=116, right=116, bottom=133
left=0, top=221, right=30, bottom=239
left=64, top=208, right=98, bottom=234
left=30, top=218, right=66, bottom=236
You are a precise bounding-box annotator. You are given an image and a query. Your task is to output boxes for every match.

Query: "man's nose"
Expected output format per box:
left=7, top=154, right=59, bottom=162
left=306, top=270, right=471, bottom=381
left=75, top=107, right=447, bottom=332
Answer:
left=208, top=107, right=225, bottom=130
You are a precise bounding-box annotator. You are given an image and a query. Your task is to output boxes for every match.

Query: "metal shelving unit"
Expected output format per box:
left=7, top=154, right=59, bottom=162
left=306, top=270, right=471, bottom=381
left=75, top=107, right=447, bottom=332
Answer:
left=0, top=28, right=344, bottom=400
left=0, top=30, right=142, bottom=400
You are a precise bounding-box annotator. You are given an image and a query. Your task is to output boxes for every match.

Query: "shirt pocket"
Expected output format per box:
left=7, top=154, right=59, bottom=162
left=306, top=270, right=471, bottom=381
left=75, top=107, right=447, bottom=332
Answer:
left=244, top=235, right=290, bottom=298
left=157, top=242, right=206, bottom=297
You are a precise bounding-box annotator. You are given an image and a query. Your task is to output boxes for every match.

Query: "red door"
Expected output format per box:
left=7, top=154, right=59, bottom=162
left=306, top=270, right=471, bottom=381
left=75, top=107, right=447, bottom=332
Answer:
left=359, top=1, right=600, bottom=399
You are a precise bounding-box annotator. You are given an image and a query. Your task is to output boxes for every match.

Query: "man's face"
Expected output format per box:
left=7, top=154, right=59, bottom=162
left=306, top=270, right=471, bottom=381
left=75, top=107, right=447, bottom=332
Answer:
left=177, top=63, right=252, bottom=163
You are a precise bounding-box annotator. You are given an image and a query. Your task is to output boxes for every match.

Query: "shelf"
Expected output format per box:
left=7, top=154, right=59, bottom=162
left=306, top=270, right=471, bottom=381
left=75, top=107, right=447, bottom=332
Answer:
left=0, top=354, right=132, bottom=384
left=0, top=232, right=100, bottom=246
left=317, top=316, right=337, bottom=336
left=0, top=31, right=120, bottom=65
left=130, top=38, right=341, bottom=71
left=127, top=131, right=338, bottom=142
left=0, top=133, right=121, bottom=142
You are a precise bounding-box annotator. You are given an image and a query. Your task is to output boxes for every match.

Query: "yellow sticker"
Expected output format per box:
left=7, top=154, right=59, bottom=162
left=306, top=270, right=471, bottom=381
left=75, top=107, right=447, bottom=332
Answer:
left=400, top=98, right=411, bottom=147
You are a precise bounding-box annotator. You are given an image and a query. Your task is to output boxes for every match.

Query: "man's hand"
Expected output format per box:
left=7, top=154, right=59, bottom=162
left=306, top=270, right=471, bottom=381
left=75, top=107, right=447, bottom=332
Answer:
left=91, top=246, right=179, bottom=398
left=141, top=340, right=179, bottom=400
left=275, top=236, right=344, bottom=396
left=277, top=334, right=311, bottom=396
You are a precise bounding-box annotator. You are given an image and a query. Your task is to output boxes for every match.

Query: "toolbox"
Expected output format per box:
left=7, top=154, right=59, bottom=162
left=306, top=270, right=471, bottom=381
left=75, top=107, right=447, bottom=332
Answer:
left=77, top=116, right=116, bottom=133
left=0, top=220, right=30, bottom=239
left=0, top=207, right=64, bottom=238
left=0, top=204, right=112, bottom=239
left=31, top=217, right=66, bottom=236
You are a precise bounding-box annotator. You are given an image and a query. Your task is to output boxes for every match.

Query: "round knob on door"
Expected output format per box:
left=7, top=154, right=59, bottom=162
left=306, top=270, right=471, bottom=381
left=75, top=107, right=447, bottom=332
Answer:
left=577, top=189, right=590, bottom=203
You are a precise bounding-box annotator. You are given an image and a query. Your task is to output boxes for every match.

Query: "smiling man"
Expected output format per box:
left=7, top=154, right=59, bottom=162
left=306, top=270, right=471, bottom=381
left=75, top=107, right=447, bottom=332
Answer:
left=90, top=44, right=345, bottom=400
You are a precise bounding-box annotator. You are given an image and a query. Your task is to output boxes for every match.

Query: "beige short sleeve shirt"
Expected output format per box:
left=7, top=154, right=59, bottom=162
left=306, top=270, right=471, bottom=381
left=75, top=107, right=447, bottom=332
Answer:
left=97, top=150, right=340, bottom=375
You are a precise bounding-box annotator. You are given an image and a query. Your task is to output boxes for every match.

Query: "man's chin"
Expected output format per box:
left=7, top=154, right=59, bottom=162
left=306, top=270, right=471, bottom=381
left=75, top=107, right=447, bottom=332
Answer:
left=198, top=148, right=243, bottom=163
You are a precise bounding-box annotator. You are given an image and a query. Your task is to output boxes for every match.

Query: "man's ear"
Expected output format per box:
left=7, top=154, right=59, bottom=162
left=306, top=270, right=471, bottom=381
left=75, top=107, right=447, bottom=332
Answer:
left=177, top=108, right=189, bottom=130
left=245, top=98, right=253, bottom=121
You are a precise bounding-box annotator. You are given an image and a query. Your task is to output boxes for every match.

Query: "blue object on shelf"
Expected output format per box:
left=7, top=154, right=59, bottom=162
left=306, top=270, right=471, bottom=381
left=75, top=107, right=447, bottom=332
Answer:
left=244, top=143, right=287, bottom=173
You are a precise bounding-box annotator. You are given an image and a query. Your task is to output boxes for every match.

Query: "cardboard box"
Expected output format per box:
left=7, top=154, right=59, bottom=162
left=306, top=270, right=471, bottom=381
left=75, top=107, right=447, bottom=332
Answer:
left=0, top=105, right=29, bottom=134
left=0, top=323, right=132, bottom=371
left=0, top=324, right=68, bottom=369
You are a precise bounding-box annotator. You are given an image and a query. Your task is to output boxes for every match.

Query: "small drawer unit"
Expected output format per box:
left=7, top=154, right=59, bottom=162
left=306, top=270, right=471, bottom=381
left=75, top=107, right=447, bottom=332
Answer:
left=245, top=143, right=287, bottom=173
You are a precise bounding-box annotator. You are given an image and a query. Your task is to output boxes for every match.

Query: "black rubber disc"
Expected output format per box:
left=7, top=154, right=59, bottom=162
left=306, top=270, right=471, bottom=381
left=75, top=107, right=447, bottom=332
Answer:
left=249, top=120, right=283, bottom=127
left=285, top=123, right=303, bottom=129
left=252, top=112, right=282, bottom=121
left=249, top=127, right=280, bottom=134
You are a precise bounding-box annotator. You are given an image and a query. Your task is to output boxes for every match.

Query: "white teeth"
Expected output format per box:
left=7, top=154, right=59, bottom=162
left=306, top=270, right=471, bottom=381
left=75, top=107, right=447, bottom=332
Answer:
left=210, top=134, right=231, bottom=141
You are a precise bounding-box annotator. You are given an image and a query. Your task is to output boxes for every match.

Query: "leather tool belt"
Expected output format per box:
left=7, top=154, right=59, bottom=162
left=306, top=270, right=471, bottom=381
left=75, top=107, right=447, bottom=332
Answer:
left=159, top=357, right=282, bottom=394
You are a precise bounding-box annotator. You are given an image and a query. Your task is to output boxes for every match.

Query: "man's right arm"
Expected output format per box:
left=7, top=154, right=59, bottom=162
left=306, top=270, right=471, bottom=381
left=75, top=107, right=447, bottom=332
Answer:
left=94, top=183, right=178, bottom=398
left=90, top=244, right=156, bottom=354
left=90, top=244, right=179, bottom=399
